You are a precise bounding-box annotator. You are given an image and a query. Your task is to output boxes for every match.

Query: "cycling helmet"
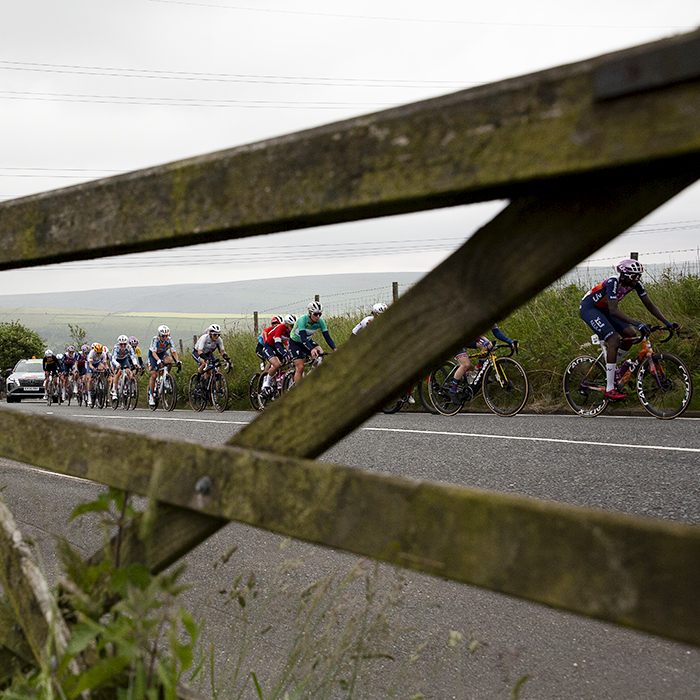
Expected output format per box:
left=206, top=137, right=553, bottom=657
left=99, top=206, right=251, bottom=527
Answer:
left=94, top=344, right=103, bottom=354
left=616, top=258, right=644, bottom=278
left=270, top=315, right=283, bottom=326
left=128, top=336, right=138, bottom=347
left=308, top=301, right=323, bottom=315
left=45, top=349, right=53, bottom=357
left=117, top=334, right=129, bottom=344
left=284, top=313, right=297, bottom=326
left=56, top=353, right=64, bottom=361
left=372, top=302, right=388, bottom=315
left=66, top=345, right=75, bottom=353
left=208, top=324, right=221, bottom=334
left=158, top=325, right=171, bottom=337
left=81, top=344, right=89, bottom=353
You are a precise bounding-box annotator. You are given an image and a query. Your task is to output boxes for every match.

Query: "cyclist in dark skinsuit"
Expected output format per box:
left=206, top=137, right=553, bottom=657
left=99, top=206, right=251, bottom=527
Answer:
left=579, top=258, right=678, bottom=401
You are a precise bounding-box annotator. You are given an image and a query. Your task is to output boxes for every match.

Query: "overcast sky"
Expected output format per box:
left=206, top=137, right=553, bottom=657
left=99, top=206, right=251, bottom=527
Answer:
left=1, top=0, right=699, bottom=294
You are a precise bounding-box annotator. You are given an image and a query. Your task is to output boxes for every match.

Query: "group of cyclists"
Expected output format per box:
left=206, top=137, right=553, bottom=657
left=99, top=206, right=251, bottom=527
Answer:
left=36, top=258, right=680, bottom=412
left=41, top=326, right=185, bottom=408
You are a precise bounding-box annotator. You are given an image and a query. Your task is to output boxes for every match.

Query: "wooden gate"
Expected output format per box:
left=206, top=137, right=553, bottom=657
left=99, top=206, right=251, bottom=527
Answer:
left=1, top=29, right=699, bottom=677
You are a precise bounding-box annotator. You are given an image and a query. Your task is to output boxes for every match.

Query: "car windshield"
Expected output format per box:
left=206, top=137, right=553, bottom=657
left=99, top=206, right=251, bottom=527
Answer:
left=13, top=360, right=43, bottom=373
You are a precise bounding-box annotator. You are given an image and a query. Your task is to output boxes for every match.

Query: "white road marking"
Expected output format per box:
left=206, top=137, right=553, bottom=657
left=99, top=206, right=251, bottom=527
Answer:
left=74, top=413, right=250, bottom=425
left=363, top=426, right=700, bottom=453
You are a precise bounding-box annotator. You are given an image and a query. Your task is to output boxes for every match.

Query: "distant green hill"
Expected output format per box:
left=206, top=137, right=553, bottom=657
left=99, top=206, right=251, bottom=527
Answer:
left=0, top=272, right=423, bottom=349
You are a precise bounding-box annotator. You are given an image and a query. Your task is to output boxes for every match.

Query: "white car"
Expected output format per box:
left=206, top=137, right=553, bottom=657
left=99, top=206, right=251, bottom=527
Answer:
left=5, top=358, right=45, bottom=402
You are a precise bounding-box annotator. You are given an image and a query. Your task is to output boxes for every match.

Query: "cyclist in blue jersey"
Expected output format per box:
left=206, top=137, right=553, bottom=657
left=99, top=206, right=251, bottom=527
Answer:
left=148, top=325, right=181, bottom=407
left=449, top=324, right=518, bottom=401
left=579, top=258, right=678, bottom=401
left=289, top=301, right=336, bottom=384
left=111, top=334, right=138, bottom=401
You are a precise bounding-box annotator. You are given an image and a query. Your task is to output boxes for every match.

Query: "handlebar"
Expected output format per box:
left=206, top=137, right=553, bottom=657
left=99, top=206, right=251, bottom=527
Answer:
left=630, top=325, right=678, bottom=346
left=493, top=342, right=519, bottom=358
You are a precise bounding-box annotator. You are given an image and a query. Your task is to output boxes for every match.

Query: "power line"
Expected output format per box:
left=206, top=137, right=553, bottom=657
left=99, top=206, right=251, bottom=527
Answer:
left=0, top=89, right=394, bottom=109
left=0, top=60, right=477, bottom=90
left=146, top=0, right=694, bottom=30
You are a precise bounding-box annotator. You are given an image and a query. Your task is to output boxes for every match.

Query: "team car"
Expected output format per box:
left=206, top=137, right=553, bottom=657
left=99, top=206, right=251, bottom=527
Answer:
left=5, top=358, right=45, bottom=402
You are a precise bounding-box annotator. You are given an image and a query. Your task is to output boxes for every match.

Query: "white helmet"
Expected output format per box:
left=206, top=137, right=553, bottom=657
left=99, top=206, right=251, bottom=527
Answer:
left=45, top=349, right=53, bottom=357
left=308, top=301, right=323, bottom=315
left=208, top=324, right=221, bottom=334
left=117, top=334, right=129, bottom=344
left=158, top=325, right=171, bottom=337
left=284, top=313, right=297, bottom=326
left=372, top=303, right=388, bottom=315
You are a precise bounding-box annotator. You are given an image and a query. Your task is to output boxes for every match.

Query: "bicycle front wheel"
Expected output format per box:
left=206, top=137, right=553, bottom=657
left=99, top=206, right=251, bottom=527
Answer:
left=189, top=374, right=206, bottom=412
left=211, top=371, right=229, bottom=412
left=428, top=361, right=461, bottom=416
left=248, top=372, right=263, bottom=411
left=129, top=376, right=139, bottom=410
left=637, top=352, right=692, bottom=419
left=482, top=357, right=529, bottom=417
left=563, top=356, right=607, bottom=417
left=95, top=376, right=107, bottom=409
left=162, top=373, right=178, bottom=411
left=381, top=396, right=402, bottom=414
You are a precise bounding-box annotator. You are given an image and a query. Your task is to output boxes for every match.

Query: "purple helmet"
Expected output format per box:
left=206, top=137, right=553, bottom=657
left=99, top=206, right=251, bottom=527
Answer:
left=128, top=336, right=139, bottom=347
left=616, top=258, right=643, bottom=278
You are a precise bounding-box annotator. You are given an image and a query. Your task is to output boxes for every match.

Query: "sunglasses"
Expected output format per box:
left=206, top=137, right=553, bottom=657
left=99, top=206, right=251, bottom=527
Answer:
left=311, top=312, right=322, bottom=317
left=210, top=332, right=220, bottom=337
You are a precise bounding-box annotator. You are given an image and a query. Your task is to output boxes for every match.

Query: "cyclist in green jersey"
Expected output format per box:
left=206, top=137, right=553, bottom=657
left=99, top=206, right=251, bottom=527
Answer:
left=288, top=301, right=337, bottom=384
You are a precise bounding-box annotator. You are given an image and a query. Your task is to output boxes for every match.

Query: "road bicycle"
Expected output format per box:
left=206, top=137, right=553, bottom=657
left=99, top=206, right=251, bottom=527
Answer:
left=45, top=373, right=62, bottom=406
left=428, top=343, right=529, bottom=417
left=189, top=359, right=231, bottom=413
left=88, top=369, right=109, bottom=409
left=111, top=370, right=139, bottom=411
left=279, top=352, right=326, bottom=393
left=150, top=362, right=179, bottom=412
left=563, top=325, right=692, bottom=419
left=252, top=359, right=293, bottom=411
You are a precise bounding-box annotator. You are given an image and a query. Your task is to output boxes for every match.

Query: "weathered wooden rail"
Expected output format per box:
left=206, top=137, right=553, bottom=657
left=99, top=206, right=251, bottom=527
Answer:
left=1, top=29, right=699, bottom=681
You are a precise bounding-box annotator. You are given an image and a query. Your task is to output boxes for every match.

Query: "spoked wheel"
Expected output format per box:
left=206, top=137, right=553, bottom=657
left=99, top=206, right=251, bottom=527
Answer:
left=111, top=384, right=120, bottom=410
left=77, top=386, right=83, bottom=407
left=482, top=357, right=529, bottom=417
left=249, top=372, right=263, bottom=412
left=428, top=361, right=462, bottom=416
left=637, top=352, right=692, bottom=419
left=65, top=386, right=72, bottom=406
left=189, top=373, right=206, bottom=412
left=211, top=371, right=229, bottom=413
left=563, top=356, right=608, bottom=417
left=46, top=383, right=53, bottom=406
left=381, top=398, right=402, bottom=414
left=162, top=373, right=178, bottom=412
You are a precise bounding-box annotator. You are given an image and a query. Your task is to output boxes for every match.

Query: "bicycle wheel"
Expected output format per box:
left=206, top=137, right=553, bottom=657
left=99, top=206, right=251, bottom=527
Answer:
left=249, top=372, right=263, bottom=412
left=482, top=357, right=529, bottom=417
left=281, top=370, right=295, bottom=393
left=162, top=373, right=178, bottom=412
left=428, top=361, right=462, bottom=416
left=129, top=376, right=139, bottom=410
left=381, top=396, right=402, bottom=414
left=211, top=371, right=229, bottom=412
left=189, top=374, right=206, bottom=412
left=65, top=384, right=72, bottom=406
left=417, top=376, right=438, bottom=414
left=95, top=375, right=106, bottom=409
left=111, top=382, right=120, bottom=410
left=563, top=356, right=608, bottom=417
left=46, top=382, right=52, bottom=406
left=637, top=352, right=692, bottom=419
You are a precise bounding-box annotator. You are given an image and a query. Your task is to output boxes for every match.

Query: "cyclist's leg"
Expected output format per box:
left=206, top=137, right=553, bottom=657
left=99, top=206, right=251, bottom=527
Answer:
left=148, top=352, right=160, bottom=404
left=580, top=307, right=626, bottom=397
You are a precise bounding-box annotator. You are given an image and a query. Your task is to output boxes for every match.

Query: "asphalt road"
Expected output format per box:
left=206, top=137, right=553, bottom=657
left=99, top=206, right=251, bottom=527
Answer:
left=1, top=400, right=699, bottom=699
